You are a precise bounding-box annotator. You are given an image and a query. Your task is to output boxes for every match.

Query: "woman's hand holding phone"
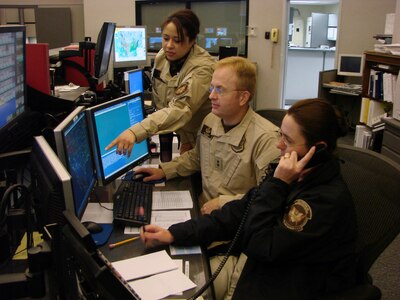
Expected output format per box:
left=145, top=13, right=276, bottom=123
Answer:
left=274, top=146, right=316, bottom=184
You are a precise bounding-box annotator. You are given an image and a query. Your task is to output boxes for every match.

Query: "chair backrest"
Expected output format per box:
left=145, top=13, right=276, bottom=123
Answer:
left=256, top=108, right=287, bottom=127
left=336, top=144, right=400, bottom=280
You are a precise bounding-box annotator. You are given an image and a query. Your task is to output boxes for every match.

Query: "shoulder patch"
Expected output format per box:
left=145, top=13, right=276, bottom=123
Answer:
left=175, top=82, right=189, bottom=96
left=201, top=125, right=212, bottom=138
left=283, top=199, right=312, bottom=232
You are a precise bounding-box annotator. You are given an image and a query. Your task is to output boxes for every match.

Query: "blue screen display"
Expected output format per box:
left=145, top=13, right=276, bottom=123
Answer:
left=63, top=111, right=96, bottom=217
left=92, top=94, right=148, bottom=183
left=128, top=69, right=143, bottom=94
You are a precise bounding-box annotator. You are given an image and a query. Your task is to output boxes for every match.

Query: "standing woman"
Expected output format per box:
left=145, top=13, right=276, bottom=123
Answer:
left=106, top=9, right=215, bottom=156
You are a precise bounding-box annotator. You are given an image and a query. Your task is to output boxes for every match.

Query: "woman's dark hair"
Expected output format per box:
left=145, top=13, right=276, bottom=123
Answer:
left=161, top=9, right=200, bottom=42
left=287, top=98, right=348, bottom=152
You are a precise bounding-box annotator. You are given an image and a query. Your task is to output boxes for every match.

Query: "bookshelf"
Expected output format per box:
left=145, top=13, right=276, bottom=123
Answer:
left=357, top=51, right=400, bottom=153
left=362, top=51, right=400, bottom=100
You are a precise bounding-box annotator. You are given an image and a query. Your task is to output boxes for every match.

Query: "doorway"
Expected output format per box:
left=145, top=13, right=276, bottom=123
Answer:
left=283, top=0, right=339, bottom=108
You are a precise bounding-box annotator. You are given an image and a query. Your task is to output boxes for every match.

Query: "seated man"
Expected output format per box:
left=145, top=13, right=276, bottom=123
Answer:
left=136, top=56, right=280, bottom=299
left=137, top=56, right=280, bottom=213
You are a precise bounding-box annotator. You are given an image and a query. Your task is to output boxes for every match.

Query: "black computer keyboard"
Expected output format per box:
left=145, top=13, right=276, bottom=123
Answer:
left=113, top=181, right=153, bottom=227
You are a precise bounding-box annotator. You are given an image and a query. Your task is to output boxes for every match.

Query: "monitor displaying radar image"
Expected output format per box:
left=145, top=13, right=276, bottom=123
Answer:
left=113, top=26, right=147, bottom=68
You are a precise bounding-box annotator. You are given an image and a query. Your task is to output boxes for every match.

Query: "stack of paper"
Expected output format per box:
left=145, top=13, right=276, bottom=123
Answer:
left=112, top=250, right=196, bottom=300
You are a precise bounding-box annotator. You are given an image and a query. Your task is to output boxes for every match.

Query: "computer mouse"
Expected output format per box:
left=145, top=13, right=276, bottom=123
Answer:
left=132, top=172, right=149, bottom=182
left=82, top=221, right=103, bottom=234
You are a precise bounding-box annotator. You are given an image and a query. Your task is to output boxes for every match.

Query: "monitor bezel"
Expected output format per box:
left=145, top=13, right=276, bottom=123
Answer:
left=337, top=53, right=364, bottom=77
left=53, top=106, right=97, bottom=219
left=60, top=210, right=140, bottom=299
left=86, top=92, right=151, bottom=186
left=0, top=25, right=30, bottom=153
left=94, top=22, right=116, bottom=83
left=30, top=136, right=74, bottom=227
left=113, top=25, right=147, bottom=69
left=124, top=68, right=144, bottom=95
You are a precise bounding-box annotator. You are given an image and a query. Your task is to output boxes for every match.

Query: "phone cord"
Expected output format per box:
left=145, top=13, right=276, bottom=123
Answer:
left=188, top=187, right=259, bottom=300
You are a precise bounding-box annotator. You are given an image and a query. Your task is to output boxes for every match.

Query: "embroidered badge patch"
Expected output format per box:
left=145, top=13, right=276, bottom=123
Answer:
left=231, top=136, right=245, bottom=153
left=175, top=82, right=189, bottom=95
left=201, top=125, right=212, bottom=138
left=283, top=199, right=312, bottom=232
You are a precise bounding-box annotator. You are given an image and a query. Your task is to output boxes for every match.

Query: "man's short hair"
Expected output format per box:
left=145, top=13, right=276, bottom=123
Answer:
left=214, top=56, right=257, bottom=100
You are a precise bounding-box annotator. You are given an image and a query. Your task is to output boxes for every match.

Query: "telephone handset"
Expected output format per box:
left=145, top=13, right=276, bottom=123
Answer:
left=304, top=143, right=329, bottom=168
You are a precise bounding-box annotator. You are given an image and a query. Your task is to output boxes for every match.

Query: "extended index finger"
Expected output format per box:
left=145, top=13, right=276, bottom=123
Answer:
left=298, top=146, right=316, bottom=169
left=105, top=139, right=117, bottom=151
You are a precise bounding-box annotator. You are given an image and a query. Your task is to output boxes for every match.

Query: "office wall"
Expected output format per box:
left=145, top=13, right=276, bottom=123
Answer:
left=83, top=0, right=135, bottom=42
left=247, top=0, right=286, bottom=109
left=336, top=0, right=397, bottom=56
left=0, top=0, right=84, bottom=43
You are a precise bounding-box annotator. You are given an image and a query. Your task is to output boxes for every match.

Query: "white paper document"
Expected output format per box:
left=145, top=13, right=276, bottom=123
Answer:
left=81, top=203, right=113, bottom=224
left=112, top=250, right=177, bottom=281
left=152, top=190, right=193, bottom=210
left=151, top=210, right=191, bottom=228
left=129, top=269, right=196, bottom=300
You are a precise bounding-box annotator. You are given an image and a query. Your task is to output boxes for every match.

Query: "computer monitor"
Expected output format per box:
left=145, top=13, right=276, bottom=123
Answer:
left=148, top=36, right=162, bottom=50
left=53, top=106, right=97, bottom=219
left=205, top=37, right=218, bottom=51
left=124, top=68, right=144, bottom=95
left=113, top=26, right=147, bottom=68
left=60, top=210, right=140, bottom=299
left=86, top=92, right=151, bottom=186
left=337, top=54, right=364, bottom=77
left=30, top=135, right=74, bottom=228
left=0, top=25, right=30, bottom=153
left=218, top=46, right=238, bottom=60
left=94, top=22, right=116, bottom=83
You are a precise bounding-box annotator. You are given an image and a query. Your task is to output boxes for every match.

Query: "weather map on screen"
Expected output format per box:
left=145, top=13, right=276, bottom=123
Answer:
left=114, top=27, right=146, bottom=64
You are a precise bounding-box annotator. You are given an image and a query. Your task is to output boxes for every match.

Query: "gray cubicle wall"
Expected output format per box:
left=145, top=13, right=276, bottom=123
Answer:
left=35, top=7, right=72, bottom=49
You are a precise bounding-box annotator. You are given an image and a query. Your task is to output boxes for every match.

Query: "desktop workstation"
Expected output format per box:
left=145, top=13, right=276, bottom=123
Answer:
left=0, top=23, right=213, bottom=299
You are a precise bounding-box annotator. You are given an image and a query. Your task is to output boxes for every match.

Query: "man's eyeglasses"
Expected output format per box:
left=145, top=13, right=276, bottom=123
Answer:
left=278, top=129, right=306, bottom=147
left=209, top=85, right=244, bottom=96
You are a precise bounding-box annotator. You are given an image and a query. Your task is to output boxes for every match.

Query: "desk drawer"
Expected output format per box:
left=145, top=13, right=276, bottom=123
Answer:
left=381, top=145, right=400, bottom=165
left=382, top=130, right=400, bottom=155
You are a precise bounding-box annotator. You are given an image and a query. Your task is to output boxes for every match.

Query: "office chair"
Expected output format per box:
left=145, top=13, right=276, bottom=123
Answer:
left=324, top=144, right=400, bottom=300
left=256, top=108, right=287, bottom=127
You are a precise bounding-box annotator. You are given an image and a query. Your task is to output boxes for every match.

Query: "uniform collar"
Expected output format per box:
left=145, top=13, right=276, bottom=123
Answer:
left=212, top=107, right=254, bottom=146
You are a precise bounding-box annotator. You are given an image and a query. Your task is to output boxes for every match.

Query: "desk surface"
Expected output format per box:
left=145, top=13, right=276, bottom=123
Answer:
left=96, top=175, right=214, bottom=300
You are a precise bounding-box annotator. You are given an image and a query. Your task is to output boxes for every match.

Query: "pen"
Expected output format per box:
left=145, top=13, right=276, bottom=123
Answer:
left=108, top=236, right=140, bottom=249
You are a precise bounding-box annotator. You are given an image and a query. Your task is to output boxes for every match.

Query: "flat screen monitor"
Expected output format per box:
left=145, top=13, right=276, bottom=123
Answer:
left=30, top=135, right=74, bottom=228
left=60, top=210, right=140, bottom=299
left=94, top=22, right=116, bottom=83
left=218, top=46, right=238, bottom=60
left=148, top=36, right=162, bottom=50
left=124, top=68, right=144, bottom=95
left=53, top=106, right=97, bottom=219
left=113, top=26, right=147, bottom=68
left=0, top=25, right=29, bottom=153
left=86, top=92, right=150, bottom=185
left=337, top=54, right=364, bottom=77
left=205, top=37, right=218, bottom=51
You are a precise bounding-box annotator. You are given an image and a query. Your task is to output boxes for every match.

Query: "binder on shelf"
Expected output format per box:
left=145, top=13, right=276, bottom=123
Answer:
left=360, top=97, right=370, bottom=124
left=354, top=125, right=371, bottom=149
left=366, top=100, right=387, bottom=127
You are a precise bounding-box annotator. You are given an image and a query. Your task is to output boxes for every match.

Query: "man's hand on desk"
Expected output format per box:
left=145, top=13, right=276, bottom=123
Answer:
left=140, top=225, right=174, bottom=248
left=200, top=198, right=220, bottom=215
left=135, top=167, right=166, bottom=183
